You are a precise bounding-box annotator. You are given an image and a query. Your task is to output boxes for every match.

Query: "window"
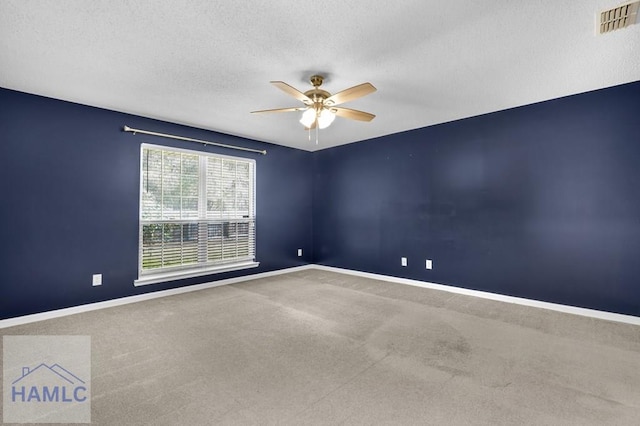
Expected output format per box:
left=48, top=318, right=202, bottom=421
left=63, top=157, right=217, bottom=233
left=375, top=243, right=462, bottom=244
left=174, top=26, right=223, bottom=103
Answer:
left=135, top=144, right=258, bottom=286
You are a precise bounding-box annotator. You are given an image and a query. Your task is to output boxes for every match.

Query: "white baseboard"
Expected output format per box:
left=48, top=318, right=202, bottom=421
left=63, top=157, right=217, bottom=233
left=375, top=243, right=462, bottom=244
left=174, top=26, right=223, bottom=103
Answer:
left=0, top=265, right=314, bottom=329
left=312, top=265, right=640, bottom=326
left=2, top=263, right=638, bottom=328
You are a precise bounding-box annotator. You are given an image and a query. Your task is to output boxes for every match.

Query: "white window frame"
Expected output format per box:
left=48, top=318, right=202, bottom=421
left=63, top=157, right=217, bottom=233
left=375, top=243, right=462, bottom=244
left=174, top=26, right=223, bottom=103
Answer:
left=134, top=143, right=259, bottom=286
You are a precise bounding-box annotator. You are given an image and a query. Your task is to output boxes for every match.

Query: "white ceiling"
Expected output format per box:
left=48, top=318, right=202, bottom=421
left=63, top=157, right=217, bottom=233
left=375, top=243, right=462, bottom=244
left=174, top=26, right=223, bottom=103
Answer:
left=1, top=1, right=639, bottom=152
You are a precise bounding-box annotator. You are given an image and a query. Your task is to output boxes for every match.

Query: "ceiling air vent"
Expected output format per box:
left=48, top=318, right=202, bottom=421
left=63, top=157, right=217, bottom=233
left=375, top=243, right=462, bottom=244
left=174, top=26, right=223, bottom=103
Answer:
left=599, top=1, right=639, bottom=34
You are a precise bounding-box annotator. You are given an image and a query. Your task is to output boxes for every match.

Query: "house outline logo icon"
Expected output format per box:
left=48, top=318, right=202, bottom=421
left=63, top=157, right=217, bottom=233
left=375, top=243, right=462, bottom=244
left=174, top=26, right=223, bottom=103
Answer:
left=11, top=363, right=88, bottom=403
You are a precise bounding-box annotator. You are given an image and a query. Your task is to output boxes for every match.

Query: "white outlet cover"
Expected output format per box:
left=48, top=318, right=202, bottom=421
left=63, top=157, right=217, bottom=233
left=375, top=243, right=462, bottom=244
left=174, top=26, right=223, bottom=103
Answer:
left=426, top=259, right=433, bottom=270
left=297, top=249, right=303, bottom=256
left=92, top=274, right=102, bottom=286
left=401, top=257, right=407, bottom=267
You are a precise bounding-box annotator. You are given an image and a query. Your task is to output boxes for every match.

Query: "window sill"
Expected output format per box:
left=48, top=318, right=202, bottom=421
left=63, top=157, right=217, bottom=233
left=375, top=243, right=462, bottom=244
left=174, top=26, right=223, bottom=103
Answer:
left=134, top=261, right=260, bottom=287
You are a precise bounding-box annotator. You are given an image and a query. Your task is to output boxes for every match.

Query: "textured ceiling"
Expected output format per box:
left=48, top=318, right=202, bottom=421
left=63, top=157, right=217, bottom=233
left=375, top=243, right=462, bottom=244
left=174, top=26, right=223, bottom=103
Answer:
left=1, top=0, right=639, bottom=151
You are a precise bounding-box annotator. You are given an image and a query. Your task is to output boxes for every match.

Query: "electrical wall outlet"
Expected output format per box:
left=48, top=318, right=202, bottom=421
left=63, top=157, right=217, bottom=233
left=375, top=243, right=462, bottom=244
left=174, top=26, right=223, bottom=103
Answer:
left=401, top=257, right=407, bottom=267
left=426, top=259, right=433, bottom=270
left=92, top=274, right=102, bottom=286
left=297, top=248, right=303, bottom=257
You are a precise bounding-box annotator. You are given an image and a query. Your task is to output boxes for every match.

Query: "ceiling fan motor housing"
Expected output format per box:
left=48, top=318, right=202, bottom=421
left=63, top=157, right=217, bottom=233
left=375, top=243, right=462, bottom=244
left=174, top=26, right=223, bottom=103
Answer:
left=304, top=75, right=332, bottom=110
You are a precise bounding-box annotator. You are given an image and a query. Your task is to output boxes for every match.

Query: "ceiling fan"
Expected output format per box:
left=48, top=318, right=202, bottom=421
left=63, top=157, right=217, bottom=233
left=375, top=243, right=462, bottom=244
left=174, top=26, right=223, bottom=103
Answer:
left=251, top=75, right=376, bottom=130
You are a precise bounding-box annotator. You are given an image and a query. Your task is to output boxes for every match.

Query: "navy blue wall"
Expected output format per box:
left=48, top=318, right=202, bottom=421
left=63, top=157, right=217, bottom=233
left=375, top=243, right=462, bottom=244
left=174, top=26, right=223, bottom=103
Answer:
left=0, top=88, right=313, bottom=320
left=3, top=81, right=640, bottom=320
left=313, top=81, right=640, bottom=317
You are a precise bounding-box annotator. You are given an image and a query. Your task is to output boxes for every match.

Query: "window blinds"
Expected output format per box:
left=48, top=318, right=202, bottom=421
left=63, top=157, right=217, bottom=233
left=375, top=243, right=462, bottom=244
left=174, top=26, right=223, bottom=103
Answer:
left=139, top=144, right=256, bottom=277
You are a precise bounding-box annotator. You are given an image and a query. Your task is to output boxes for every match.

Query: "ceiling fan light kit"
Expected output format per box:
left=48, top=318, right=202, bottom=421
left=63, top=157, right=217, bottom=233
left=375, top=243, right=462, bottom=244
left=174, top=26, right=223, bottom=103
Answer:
left=252, top=74, right=376, bottom=143
left=299, top=108, right=317, bottom=128
left=318, top=108, right=336, bottom=129
left=301, top=107, right=335, bottom=129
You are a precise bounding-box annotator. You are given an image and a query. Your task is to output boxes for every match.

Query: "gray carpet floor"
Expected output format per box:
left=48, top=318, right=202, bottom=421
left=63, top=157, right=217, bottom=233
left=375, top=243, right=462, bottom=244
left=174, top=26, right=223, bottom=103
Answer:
left=2, top=269, right=639, bottom=425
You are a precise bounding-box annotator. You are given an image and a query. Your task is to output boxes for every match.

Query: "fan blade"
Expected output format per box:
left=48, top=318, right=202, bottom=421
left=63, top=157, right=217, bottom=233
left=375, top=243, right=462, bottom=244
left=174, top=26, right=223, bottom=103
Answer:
left=270, top=81, right=313, bottom=105
left=324, top=82, right=376, bottom=106
left=332, top=107, right=376, bottom=122
left=251, top=107, right=307, bottom=114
